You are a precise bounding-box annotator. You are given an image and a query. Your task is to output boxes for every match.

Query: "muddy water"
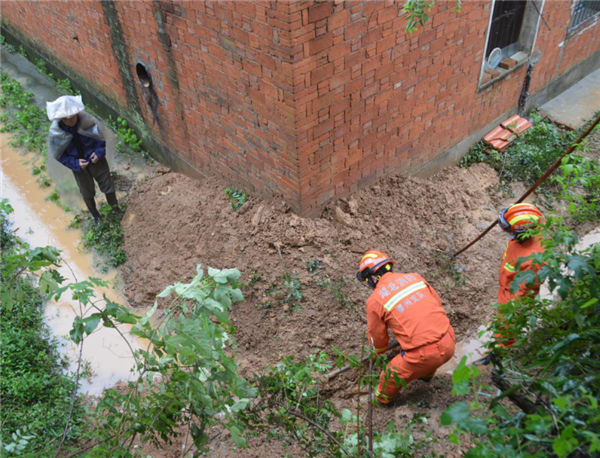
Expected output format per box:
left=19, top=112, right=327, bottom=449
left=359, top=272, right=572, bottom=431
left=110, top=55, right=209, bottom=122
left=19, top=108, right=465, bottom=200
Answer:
left=1, top=133, right=143, bottom=396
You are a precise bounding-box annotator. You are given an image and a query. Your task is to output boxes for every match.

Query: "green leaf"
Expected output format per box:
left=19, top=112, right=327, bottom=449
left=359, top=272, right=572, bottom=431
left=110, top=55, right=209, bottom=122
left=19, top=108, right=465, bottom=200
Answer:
left=452, top=356, right=478, bottom=396
left=229, top=426, right=246, bottom=448
left=83, top=314, right=101, bottom=335
left=441, top=402, right=488, bottom=435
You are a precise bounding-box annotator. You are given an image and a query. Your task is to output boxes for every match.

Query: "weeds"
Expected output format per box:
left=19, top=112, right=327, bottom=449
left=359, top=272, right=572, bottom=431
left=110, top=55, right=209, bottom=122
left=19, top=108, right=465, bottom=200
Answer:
left=240, top=269, right=263, bottom=290
left=80, top=204, right=127, bottom=272
left=306, top=257, right=323, bottom=275
left=432, top=252, right=466, bottom=288
left=318, top=275, right=356, bottom=310
left=0, top=35, right=16, bottom=53
left=263, top=274, right=303, bottom=311
left=282, top=273, right=303, bottom=311
left=225, top=187, right=249, bottom=211
left=0, top=200, right=84, bottom=455
left=460, top=112, right=577, bottom=190
left=46, top=189, right=70, bottom=212
left=17, top=45, right=27, bottom=58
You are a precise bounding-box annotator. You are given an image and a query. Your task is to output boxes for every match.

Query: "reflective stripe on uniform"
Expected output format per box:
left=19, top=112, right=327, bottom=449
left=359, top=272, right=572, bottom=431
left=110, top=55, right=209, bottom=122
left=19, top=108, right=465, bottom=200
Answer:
left=503, top=263, right=517, bottom=273
left=383, top=281, right=427, bottom=311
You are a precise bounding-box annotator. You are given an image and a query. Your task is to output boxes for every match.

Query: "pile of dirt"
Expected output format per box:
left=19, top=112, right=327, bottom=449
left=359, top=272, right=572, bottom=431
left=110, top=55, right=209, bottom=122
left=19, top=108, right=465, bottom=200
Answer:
left=120, top=162, right=520, bottom=456
left=122, top=163, right=509, bottom=368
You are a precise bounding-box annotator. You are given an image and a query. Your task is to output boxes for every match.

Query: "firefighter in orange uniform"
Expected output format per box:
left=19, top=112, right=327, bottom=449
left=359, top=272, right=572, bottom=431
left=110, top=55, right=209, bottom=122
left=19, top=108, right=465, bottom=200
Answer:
left=357, top=250, right=455, bottom=405
left=494, top=203, right=546, bottom=347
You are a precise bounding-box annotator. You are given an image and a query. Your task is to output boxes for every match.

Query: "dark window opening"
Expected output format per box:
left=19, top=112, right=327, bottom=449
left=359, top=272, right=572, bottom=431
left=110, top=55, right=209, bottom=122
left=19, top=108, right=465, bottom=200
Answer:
left=486, top=0, right=527, bottom=58
left=136, top=63, right=152, bottom=88
left=569, top=0, right=600, bottom=31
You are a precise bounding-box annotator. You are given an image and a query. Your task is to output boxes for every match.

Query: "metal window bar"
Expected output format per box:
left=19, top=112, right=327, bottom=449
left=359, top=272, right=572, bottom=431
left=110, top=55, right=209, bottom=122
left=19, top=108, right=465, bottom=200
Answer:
left=569, top=0, right=600, bottom=31
left=486, top=0, right=527, bottom=57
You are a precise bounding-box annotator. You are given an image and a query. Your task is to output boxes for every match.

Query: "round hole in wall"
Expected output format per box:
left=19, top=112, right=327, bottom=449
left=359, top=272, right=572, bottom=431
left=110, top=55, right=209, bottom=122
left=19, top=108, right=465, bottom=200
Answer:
left=136, top=63, right=152, bottom=88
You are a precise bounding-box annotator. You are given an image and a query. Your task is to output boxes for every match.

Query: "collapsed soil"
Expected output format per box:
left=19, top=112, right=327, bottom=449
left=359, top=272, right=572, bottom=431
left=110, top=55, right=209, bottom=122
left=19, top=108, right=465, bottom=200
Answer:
left=120, top=162, right=518, bottom=456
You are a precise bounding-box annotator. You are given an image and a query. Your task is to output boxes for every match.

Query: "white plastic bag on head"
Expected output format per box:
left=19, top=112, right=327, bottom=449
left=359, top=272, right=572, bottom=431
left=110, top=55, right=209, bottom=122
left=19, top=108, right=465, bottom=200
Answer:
left=46, top=95, right=85, bottom=121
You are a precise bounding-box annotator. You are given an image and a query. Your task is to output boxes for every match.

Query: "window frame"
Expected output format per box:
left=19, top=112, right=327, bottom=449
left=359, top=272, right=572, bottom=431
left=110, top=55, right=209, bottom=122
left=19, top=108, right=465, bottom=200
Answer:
left=478, top=0, right=546, bottom=91
left=567, top=0, right=600, bottom=34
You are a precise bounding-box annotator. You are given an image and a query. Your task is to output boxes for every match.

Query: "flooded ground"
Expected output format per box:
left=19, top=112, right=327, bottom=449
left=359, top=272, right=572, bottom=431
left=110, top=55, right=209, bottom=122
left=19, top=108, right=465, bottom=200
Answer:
left=1, top=132, right=143, bottom=396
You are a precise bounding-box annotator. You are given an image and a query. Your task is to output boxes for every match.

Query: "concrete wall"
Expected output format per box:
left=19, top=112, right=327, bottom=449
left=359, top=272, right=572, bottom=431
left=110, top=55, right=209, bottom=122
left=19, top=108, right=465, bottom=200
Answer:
left=2, top=0, right=599, bottom=215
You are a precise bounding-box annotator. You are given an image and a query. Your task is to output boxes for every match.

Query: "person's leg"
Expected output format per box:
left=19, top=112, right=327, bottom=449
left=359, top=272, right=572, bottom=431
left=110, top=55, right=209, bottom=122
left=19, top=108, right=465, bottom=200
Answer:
left=89, top=158, right=119, bottom=212
left=376, top=328, right=456, bottom=403
left=493, top=311, right=516, bottom=348
left=375, top=351, right=419, bottom=404
left=72, top=170, right=100, bottom=220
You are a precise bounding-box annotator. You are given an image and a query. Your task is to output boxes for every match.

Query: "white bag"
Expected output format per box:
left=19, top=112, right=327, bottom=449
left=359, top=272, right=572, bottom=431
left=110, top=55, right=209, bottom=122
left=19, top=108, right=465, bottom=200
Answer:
left=46, top=95, right=85, bottom=121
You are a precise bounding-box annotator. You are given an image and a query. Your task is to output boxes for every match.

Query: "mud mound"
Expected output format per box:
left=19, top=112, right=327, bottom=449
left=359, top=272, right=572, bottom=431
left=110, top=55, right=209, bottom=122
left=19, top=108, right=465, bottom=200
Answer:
left=122, top=163, right=507, bottom=374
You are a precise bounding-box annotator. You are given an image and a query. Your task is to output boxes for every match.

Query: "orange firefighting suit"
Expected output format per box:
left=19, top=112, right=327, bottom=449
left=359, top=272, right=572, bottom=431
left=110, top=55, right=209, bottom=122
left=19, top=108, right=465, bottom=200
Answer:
left=366, top=272, right=455, bottom=404
left=496, top=235, right=545, bottom=346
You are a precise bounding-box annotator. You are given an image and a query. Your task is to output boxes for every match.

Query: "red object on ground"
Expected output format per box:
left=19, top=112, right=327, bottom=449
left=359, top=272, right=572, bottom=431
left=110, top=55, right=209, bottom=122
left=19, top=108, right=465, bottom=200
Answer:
left=484, top=126, right=515, bottom=151
left=365, top=271, right=455, bottom=403
left=501, top=115, right=533, bottom=135
left=484, top=115, right=533, bottom=151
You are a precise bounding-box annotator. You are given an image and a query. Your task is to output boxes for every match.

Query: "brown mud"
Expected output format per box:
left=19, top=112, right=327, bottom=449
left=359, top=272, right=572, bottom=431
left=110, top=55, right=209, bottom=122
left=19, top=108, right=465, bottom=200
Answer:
left=121, top=162, right=516, bottom=456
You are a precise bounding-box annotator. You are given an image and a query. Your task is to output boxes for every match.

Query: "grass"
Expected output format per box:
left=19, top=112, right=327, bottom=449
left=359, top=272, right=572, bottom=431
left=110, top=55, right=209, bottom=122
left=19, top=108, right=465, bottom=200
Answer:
left=0, top=205, right=84, bottom=456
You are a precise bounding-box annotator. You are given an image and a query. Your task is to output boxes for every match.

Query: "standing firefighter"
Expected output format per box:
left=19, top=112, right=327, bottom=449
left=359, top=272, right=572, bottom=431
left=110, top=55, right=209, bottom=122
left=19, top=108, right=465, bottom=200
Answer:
left=47, top=95, right=119, bottom=221
left=356, top=250, right=455, bottom=405
left=495, top=203, right=546, bottom=347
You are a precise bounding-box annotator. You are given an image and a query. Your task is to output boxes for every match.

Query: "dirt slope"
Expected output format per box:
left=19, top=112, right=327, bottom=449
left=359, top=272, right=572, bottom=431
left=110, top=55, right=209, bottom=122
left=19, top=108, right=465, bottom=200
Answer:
left=122, top=163, right=508, bottom=370
left=120, top=163, right=517, bottom=456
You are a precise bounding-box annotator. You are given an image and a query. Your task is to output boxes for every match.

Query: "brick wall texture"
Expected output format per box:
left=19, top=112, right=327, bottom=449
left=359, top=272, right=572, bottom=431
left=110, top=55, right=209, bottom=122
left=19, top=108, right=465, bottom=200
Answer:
left=2, top=0, right=600, bottom=215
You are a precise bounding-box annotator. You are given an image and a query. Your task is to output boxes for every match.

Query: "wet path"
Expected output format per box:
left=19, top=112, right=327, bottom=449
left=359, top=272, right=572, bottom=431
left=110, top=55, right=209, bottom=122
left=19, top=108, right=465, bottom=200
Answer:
left=1, top=132, right=143, bottom=396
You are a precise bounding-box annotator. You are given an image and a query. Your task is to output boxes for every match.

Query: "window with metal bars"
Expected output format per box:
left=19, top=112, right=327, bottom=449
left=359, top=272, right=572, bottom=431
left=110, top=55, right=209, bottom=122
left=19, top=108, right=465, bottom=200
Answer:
left=485, top=0, right=527, bottom=58
left=569, top=0, right=600, bottom=31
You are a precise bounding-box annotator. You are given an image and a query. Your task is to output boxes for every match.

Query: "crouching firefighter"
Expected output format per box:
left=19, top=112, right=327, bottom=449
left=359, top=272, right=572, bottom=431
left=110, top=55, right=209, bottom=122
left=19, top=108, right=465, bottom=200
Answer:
left=47, top=95, right=119, bottom=221
left=357, top=250, right=455, bottom=405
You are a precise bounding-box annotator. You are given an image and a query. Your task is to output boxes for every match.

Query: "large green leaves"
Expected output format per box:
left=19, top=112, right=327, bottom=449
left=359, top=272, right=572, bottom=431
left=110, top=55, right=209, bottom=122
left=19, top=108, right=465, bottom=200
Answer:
left=441, top=402, right=488, bottom=435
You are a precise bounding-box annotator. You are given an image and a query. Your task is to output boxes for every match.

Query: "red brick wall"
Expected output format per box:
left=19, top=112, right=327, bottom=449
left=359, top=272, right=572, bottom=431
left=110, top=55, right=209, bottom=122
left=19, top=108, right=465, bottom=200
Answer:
left=291, top=0, right=600, bottom=215
left=113, top=1, right=302, bottom=206
left=2, top=1, right=599, bottom=215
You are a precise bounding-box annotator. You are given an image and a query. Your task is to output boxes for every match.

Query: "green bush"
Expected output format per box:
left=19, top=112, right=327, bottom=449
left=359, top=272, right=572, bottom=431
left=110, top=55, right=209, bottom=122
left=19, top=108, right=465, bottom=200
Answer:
left=0, top=199, right=84, bottom=455
left=442, top=214, right=600, bottom=457
left=460, top=113, right=577, bottom=189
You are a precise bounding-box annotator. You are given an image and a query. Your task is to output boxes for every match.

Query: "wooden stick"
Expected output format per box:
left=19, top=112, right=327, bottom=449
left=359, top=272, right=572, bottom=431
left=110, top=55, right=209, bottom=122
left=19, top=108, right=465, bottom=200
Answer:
left=325, top=341, right=400, bottom=380
left=452, top=111, right=600, bottom=258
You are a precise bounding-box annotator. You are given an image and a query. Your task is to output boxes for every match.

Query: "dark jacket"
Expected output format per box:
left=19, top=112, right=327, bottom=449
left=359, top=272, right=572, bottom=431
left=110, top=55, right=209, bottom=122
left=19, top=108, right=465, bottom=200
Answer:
left=58, top=120, right=106, bottom=172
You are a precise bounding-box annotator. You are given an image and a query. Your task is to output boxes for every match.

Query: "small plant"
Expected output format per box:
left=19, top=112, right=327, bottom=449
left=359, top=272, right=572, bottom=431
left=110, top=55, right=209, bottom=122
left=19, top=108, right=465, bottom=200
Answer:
left=225, top=187, right=249, bottom=211
left=318, top=275, right=355, bottom=309
left=55, top=77, right=79, bottom=96
left=282, top=273, right=303, bottom=311
left=306, top=257, right=323, bottom=275
left=17, top=45, right=27, bottom=57
left=115, top=117, right=143, bottom=154
left=0, top=36, right=16, bottom=53
left=432, top=252, right=465, bottom=288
